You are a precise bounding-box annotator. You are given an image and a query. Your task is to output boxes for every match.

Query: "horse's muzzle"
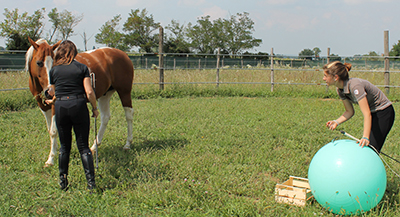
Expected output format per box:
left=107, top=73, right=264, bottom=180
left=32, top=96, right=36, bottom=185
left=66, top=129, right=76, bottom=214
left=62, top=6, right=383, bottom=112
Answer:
left=44, top=89, right=53, bottom=99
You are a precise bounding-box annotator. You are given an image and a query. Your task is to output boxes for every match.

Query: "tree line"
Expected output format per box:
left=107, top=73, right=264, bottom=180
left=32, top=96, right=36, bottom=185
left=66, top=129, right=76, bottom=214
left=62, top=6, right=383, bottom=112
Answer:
left=0, top=8, right=263, bottom=56
left=2, top=7, right=400, bottom=59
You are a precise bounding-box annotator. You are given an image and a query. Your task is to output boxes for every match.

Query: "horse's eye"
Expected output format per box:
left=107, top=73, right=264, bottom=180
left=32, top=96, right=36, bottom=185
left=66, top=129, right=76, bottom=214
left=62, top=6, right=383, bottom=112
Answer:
left=36, top=61, right=44, bottom=67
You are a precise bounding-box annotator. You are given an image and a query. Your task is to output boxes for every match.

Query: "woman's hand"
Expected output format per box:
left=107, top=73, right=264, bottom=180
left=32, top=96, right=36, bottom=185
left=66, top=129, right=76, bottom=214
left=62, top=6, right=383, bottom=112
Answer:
left=358, top=137, right=370, bottom=148
left=44, top=99, right=54, bottom=105
left=92, top=109, right=99, bottom=118
left=326, top=120, right=339, bottom=130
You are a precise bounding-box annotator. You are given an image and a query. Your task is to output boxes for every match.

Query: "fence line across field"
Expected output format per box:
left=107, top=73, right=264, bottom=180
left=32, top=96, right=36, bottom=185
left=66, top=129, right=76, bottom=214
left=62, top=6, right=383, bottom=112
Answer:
left=2, top=59, right=400, bottom=92
left=1, top=31, right=400, bottom=92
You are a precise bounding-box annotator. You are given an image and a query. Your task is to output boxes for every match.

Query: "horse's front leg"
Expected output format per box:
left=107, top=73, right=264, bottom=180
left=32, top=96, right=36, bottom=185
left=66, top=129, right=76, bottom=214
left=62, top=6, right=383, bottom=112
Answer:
left=41, top=110, right=58, bottom=167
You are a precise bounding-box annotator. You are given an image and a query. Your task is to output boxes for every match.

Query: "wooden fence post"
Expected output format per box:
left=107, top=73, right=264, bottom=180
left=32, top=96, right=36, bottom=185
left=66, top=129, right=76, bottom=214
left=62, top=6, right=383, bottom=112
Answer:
left=159, top=26, right=164, bottom=90
left=384, top=30, right=390, bottom=94
left=271, top=48, right=274, bottom=92
left=216, top=48, right=220, bottom=88
left=326, top=48, right=330, bottom=93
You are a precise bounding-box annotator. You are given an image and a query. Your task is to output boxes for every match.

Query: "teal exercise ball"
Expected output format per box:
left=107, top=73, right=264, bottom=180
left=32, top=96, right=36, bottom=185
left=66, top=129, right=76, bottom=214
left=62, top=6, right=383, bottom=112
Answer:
left=308, top=139, right=386, bottom=215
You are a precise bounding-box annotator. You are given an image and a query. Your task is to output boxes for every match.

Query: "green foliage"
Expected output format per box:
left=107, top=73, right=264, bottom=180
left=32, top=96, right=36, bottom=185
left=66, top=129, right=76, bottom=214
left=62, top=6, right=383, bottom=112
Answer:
left=390, top=40, right=400, bottom=59
left=0, top=8, right=45, bottom=50
left=164, top=20, right=191, bottom=55
left=0, top=8, right=83, bottom=50
left=186, top=15, right=216, bottom=54
left=123, top=9, right=160, bottom=53
left=47, top=8, right=84, bottom=42
left=213, top=12, right=262, bottom=55
left=186, top=12, right=262, bottom=55
left=313, top=47, right=321, bottom=58
left=363, top=51, right=380, bottom=61
left=95, top=14, right=129, bottom=51
left=298, top=48, right=314, bottom=60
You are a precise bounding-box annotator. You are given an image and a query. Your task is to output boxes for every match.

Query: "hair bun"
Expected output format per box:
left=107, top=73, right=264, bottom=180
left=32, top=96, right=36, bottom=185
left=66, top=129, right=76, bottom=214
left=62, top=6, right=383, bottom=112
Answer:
left=344, top=63, right=352, bottom=72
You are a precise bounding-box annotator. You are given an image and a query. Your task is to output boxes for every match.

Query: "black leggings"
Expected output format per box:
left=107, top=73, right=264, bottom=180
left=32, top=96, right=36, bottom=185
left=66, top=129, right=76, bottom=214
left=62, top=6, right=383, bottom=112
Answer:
left=370, top=105, right=395, bottom=153
left=55, top=98, right=91, bottom=155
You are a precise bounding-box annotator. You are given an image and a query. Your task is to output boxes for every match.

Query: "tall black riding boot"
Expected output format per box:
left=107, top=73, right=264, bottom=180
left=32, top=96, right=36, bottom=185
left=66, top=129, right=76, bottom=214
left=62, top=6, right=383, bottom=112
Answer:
left=81, top=152, right=96, bottom=190
left=59, top=152, right=70, bottom=190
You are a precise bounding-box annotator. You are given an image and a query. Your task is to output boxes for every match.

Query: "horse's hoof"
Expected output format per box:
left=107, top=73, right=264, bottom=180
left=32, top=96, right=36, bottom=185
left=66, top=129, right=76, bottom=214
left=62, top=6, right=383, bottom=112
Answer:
left=44, top=163, right=53, bottom=168
left=123, top=144, right=131, bottom=150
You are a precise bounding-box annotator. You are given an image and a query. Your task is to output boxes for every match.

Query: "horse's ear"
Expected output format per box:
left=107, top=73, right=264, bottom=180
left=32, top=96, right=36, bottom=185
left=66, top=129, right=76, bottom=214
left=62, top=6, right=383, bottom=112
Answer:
left=28, top=37, right=39, bottom=50
left=51, top=40, right=62, bottom=51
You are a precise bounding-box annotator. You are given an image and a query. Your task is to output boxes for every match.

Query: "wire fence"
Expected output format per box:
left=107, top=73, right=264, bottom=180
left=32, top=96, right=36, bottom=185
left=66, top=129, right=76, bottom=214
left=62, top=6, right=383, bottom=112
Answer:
left=2, top=51, right=400, bottom=92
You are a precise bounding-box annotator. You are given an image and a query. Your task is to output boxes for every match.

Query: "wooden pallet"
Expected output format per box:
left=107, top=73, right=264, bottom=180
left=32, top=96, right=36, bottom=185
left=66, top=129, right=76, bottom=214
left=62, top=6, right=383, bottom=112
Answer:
left=275, top=176, right=313, bottom=206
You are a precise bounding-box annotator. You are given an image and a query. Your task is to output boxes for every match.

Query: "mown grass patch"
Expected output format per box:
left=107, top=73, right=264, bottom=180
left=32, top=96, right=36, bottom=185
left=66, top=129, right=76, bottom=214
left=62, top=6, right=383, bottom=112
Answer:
left=1, top=96, right=400, bottom=216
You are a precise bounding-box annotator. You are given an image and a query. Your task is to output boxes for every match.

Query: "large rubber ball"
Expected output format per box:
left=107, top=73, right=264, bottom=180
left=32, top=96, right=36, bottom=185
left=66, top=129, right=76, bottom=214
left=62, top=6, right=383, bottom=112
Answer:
left=308, top=139, right=386, bottom=215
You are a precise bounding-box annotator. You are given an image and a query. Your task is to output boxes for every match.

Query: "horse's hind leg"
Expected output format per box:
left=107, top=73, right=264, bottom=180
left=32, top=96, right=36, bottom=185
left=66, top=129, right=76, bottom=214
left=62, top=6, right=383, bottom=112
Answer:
left=122, top=106, right=134, bottom=150
left=90, top=90, right=115, bottom=153
left=115, top=90, right=134, bottom=150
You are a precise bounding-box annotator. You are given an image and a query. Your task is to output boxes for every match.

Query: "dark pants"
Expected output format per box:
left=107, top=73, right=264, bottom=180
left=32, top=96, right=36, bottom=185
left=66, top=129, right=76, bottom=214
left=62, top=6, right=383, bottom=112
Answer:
left=55, top=97, right=91, bottom=155
left=370, top=105, right=395, bottom=153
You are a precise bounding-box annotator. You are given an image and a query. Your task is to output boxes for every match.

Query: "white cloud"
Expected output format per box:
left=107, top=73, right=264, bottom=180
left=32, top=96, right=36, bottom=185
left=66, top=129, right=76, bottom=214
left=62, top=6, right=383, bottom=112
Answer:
left=343, top=0, right=393, bottom=4
left=178, top=0, right=206, bottom=6
left=200, top=6, right=228, bottom=20
left=263, top=10, right=311, bottom=31
left=322, top=12, right=332, bottom=19
left=116, top=0, right=140, bottom=7
left=263, top=0, right=298, bottom=5
left=53, top=0, right=68, bottom=6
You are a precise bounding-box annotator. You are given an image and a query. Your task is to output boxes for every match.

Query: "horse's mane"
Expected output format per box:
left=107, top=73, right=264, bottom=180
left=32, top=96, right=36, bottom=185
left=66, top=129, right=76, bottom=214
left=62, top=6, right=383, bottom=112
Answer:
left=25, top=39, right=48, bottom=72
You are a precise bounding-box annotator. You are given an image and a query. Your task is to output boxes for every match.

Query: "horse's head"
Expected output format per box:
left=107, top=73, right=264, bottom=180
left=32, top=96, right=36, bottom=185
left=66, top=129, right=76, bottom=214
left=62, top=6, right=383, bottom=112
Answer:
left=26, top=37, right=61, bottom=94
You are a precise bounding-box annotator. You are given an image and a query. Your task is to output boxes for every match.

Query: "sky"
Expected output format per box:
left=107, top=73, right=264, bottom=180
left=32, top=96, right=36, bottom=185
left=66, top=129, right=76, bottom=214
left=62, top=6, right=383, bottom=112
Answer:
left=1, top=0, right=400, bottom=57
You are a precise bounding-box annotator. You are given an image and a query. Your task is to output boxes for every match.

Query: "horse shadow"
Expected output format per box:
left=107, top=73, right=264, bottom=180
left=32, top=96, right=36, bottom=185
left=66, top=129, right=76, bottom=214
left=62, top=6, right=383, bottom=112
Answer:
left=95, top=137, right=188, bottom=191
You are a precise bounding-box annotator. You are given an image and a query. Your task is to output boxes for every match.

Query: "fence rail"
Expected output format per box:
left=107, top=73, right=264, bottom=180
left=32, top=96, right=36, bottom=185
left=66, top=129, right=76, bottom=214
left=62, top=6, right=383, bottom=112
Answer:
left=3, top=51, right=400, bottom=92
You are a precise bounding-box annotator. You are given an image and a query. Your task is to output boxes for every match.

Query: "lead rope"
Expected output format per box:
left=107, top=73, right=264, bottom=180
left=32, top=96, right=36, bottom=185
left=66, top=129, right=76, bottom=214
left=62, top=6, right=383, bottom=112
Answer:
left=90, top=72, right=98, bottom=169
left=340, top=130, right=400, bottom=178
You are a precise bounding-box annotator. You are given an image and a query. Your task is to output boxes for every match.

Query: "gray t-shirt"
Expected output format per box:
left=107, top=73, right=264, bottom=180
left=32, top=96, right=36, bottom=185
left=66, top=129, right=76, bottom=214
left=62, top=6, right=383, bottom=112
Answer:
left=337, top=78, right=391, bottom=112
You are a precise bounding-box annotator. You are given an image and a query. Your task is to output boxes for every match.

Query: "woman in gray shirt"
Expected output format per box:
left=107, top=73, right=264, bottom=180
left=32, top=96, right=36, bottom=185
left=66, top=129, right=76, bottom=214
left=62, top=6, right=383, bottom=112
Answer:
left=323, top=61, right=395, bottom=153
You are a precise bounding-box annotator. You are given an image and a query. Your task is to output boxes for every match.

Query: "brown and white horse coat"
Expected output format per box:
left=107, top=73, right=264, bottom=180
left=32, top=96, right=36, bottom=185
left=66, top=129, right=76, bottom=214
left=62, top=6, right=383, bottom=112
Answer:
left=25, top=38, right=134, bottom=166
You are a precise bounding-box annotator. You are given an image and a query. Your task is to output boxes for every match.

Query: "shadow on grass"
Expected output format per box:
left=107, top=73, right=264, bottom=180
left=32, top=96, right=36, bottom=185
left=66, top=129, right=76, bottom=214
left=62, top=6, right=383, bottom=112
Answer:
left=95, top=137, right=188, bottom=192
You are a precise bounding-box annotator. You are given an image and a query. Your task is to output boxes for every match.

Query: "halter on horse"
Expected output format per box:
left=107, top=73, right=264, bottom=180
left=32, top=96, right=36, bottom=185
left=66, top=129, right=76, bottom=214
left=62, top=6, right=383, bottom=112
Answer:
left=26, top=38, right=135, bottom=167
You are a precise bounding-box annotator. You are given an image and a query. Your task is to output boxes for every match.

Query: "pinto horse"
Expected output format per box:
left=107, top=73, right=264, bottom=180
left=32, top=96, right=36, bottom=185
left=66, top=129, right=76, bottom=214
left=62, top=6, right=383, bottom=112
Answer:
left=25, top=38, right=134, bottom=167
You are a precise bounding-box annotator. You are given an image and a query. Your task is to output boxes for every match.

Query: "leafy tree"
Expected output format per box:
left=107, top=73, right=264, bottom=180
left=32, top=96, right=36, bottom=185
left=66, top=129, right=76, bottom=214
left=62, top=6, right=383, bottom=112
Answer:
left=329, top=54, right=341, bottom=61
left=313, top=47, right=321, bottom=59
left=123, top=9, right=160, bottom=53
left=164, top=19, right=190, bottom=55
left=47, top=8, right=61, bottom=42
left=95, top=14, right=129, bottom=51
left=214, top=12, right=262, bottom=55
left=363, top=51, right=379, bottom=61
left=186, top=15, right=216, bottom=54
left=0, top=8, right=45, bottom=50
left=389, top=40, right=400, bottom=59
left=56, top=9, right=83, bottom=40
left=298, top=48, right=314, bottom=60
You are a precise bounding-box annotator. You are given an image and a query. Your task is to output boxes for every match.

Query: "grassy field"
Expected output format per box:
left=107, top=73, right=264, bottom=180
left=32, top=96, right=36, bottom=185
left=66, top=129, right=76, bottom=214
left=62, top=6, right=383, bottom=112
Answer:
left=1, top=68, right=400, bottom=216
left=1, top=94, right=400, bottom=216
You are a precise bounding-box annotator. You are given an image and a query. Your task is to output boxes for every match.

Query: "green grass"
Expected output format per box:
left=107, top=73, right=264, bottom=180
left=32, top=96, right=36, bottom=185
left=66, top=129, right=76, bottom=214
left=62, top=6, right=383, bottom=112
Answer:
left=1, top=94, right=400, bottom=216
left=1, top=68, right=400, bottom=215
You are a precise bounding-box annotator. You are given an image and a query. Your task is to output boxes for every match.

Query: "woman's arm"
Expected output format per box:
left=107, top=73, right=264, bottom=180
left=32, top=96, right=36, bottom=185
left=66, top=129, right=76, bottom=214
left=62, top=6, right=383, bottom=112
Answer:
left=357, top=97, right=371, bottom=147
left=83, top=77, right=99, bottom=118
left=326, top=99, right=354, bottom=130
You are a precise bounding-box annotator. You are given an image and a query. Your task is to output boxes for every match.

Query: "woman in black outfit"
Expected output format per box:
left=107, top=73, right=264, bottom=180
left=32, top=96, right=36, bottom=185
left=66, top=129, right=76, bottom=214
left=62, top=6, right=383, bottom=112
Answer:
left=45, top=40, right=99, bottom=190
